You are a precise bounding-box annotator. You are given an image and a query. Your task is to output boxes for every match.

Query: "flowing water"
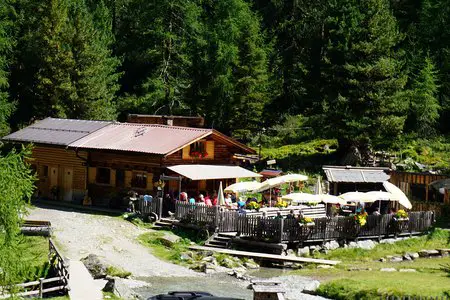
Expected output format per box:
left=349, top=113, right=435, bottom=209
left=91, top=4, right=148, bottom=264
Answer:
left=135, top=268, right=327, bottom=300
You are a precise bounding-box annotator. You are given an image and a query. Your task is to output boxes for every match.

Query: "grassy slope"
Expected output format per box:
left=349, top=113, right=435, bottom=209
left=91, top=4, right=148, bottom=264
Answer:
left=292, top=229, right=450, bottom=298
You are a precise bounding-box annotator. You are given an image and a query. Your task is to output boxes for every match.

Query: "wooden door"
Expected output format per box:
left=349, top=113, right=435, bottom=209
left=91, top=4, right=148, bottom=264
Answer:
left=63, top=168, right=73, bottom=202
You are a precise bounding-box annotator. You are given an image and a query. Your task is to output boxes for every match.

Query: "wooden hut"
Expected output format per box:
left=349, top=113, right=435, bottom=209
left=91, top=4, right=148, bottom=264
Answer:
left=2, top=117, right=258, bottom=207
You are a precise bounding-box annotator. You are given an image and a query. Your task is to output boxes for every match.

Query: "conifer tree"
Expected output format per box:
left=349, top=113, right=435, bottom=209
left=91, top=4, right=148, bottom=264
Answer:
left=65, top=0, right=120, bottom=120
left=0, top=2, right=14, bottom=136
left=319, top=0, right=408, bottom=151
left=408, top=57, right=440, bottom=136
left=190, top=0, right=270, bottom=138
left=116, top=0, right=202, bottom=116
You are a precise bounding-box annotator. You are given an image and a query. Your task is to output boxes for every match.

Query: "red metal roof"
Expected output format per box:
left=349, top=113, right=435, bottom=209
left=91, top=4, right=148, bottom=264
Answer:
left=70, top=123, right=212, bottom=155
left=260, top=169, right=283, bottom=177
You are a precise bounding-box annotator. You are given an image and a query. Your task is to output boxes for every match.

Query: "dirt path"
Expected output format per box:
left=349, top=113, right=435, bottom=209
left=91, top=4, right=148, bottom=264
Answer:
left=28, top=205, right=198, bottom=277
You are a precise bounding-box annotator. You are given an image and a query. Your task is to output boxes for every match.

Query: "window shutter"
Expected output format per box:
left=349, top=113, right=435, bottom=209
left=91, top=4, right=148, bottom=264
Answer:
left=88, top=167, right=96, bottom=184
left=182, top=146, right=190, bottom=159
left=206, top=141, right=215, bottom=159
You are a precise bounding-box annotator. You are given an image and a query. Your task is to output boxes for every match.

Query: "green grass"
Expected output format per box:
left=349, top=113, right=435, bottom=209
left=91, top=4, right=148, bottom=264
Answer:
left=291, top=228, right=450, bottom=298
left=105, top=266, right=131, bottom=278
left=138, top=231, right=193, bottom=264
left=311, top=228, right=450, bottom=264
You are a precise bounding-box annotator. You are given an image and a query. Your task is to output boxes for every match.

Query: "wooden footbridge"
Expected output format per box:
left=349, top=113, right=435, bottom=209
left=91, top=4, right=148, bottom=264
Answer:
left=189, top=245, right=340, bottom=265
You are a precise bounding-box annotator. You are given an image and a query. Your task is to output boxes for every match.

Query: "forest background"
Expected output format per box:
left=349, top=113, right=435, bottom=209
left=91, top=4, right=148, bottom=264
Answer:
left=0, top=0, right=449, bottom=172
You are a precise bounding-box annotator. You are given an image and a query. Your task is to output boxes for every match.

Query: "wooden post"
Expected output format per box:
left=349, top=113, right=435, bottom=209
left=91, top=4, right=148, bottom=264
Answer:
left=38, top=278, right=44, bottom=298
left=425, top=184, right=429, bottom=202
left=278, top=219, right=284, bottom=243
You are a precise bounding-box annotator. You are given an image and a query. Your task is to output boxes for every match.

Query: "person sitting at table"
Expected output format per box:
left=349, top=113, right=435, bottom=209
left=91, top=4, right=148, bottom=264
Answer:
left=237, top=197, right=246, bottom=209
left=189, top=197, right=196, bottom=205
left=286, top=210, right=295, bottom=219
left=274, top=211, right=283, bottom=219
left=224, top=194, right=233, bottom=207
left=211, top=191, right=218, bottom=206
left=205, top=195, right=212, bottom=207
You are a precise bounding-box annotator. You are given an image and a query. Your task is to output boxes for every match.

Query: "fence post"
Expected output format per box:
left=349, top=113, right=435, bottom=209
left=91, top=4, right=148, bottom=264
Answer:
left=158, top=197, right=163, bottom=219
left=278, top=218, right=284, bottom=243
left=38, top=278, right=44, bottom=298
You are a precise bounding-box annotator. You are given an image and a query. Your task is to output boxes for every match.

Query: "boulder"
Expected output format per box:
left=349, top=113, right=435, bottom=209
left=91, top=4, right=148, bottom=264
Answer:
left=356, top=240, right=376, bottom=250
left=202, top=263, right=217, bottom=274
left=285, top=249, right=296, bottom=256
left=81, top=254, right=108, bottom=279
left=292, top=263, right=303, bottom=270
left=380, top=268, right=397, bottom=272
left=418, top=250, right=439, bottom=257
left=379, top=258, right=386, bottom=263
left=403, top=255, right=412, bottom=261
left=348, top=267, right=372, bottom=271
left=324, top=240, right=340, bottom=250
left=156, top=234, right=180, bottom=247
left=348, top=242, right=358, bottom=248
left=180, top=252, right=194, bottom=261
left=102, top=276, right=115, bottom=293
left=380, top=238, right=396, bottom=244
left=399, top=269, right=416, bottom=272
left=389, top=256, right=403, bottom=263
left=114, top=278, right=146, bottom=299
left=244, top=260, right=259, bottom=270
left=202, top=256, right=217, bottom=265
left=220, top=257, right=237, bottom=269
left=406, top=252, right=419, bottom=260
left=298, top=246, right=309, bottom=257
left=317, top=265, right=334, bottom=269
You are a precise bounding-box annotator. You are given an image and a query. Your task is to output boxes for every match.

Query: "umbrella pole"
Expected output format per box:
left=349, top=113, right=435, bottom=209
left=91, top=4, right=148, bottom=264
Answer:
left=269, top=187, right=272, bottom=207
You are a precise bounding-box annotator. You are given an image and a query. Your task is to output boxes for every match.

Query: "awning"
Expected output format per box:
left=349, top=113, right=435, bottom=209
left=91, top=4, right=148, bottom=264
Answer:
left=167, top=164, right=262, bottom=181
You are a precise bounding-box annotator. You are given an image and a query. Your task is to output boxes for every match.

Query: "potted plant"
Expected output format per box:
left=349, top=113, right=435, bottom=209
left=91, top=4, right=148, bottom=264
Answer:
left=393, top=209, right=409, bottom=221
left=275, top=200, right=288, bottom=209
left=246, top=201, right=260, bottom=211
left=354, top=211, right=368, bottom=227
left=298, top=216, right=315, bottom=227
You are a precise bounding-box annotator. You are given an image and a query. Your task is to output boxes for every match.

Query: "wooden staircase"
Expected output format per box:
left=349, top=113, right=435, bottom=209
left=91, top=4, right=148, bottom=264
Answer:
left=152, top=218, right=176, bottom=230
left=205, top=232, right=237, bottom=249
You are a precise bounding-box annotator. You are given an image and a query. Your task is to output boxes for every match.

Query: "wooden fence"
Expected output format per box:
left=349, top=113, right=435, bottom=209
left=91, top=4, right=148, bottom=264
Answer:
left=145, top=201, right=435, bottom=244
left=234, top=211, right=434, bottom=243
left=0, top=239, right=69, bottom=299
left=137, top=197, right=163, bottom=219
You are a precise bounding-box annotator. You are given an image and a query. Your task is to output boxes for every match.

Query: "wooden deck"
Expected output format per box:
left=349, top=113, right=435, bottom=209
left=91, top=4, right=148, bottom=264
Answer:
left=189, top=245, right=340, bottom=265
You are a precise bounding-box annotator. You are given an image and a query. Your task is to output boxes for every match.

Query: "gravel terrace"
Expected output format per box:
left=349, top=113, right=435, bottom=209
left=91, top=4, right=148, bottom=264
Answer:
left=27, top=204, right=198, bottom=277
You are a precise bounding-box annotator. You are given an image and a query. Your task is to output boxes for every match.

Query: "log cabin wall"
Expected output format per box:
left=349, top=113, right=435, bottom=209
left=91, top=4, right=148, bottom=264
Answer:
left=30, top=146, right=87, bottom=202
left=390, top=170, right=449, bottom=203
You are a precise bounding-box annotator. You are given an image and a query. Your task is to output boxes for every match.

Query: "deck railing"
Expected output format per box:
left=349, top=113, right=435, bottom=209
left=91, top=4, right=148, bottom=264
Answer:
left=141, top=200, right=435, bottom=243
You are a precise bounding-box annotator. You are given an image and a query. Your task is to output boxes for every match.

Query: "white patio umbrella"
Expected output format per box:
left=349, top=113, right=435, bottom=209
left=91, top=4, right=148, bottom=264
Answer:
left=282, top=193, right=320, bottom=204
left=318, top=194, right=347, bottom=205
left=224, top=181, right=261, bottom=193
left=366, top=191, right=399, bottom=212
left=252, top=173, right=309, bottom=192
left=382, top=181, right=412, bottom=209
left=339, top=192, right=378, bottom=203
left=314, top=176, right=323, bottom=195
left=218, top=181, right=225, bottom=206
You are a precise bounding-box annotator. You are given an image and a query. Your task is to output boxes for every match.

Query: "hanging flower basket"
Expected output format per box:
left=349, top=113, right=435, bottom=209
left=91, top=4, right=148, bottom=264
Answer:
left=190, top=151, right=208, bottom=158
left=354, top=212, right=368, bottom=227
left=299, top=217, right=315, bottom=227
left=393, top=209, right=409, bottom=222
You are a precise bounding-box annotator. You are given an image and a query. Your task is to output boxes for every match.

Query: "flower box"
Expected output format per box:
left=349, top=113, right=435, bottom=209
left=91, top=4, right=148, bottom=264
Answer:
left=299, top=222, right=315, bottom=227
left=394, top=217, right=409, bottom=222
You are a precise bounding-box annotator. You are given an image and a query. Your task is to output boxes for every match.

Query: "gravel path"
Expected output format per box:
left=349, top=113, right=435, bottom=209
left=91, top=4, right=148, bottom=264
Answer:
left=28, top=205, right=198, bottom=277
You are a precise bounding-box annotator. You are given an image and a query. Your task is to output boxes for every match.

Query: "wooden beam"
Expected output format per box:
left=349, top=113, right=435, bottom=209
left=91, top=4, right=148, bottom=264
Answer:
left=189, top=245, right=340, bottom=265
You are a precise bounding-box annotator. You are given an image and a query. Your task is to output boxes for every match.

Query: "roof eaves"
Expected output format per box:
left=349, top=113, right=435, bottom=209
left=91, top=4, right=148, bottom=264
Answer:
left=163, top=130, right=214, bottom=156
left=211, top=130, right=256, bottom=154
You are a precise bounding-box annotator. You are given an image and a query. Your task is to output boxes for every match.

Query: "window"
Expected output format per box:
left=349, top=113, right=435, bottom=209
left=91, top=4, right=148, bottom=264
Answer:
left=131, top=172, right=147, bottom=189
left=41, top=165, right=49, bottom=177
left=189, top=141, right=207, bottom=158
left=116, top=169, right=125, bottom=188
left=96, top=168, right=111, bottom=184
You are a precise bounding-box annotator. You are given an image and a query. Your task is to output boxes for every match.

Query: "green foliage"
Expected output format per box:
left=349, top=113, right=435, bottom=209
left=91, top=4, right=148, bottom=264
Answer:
left=319, top=0, right=408, bottom=149
left=138, top=232, right=192, bottom=264
left=0, top=1, right=15, bottom=136
left=0, top=145, right=36, bottom=287
left=408, top=57, right=440, bottom=136
left=105, top=266, right=131, bottom=278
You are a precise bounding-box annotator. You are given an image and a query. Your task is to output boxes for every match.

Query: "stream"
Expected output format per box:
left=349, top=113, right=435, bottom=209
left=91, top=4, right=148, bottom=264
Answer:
left=135, top=268, right=327, bottom=300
